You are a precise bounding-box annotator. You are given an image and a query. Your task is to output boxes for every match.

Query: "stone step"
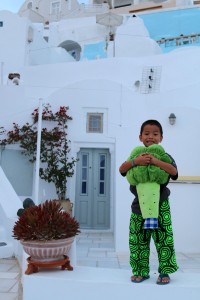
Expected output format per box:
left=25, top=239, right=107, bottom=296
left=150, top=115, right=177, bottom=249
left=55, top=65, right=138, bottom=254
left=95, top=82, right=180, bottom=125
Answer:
left=0, top=226, right=7, bottom=240
left=0, top=241, right=14, bottom=258
left=23, top=266, right=200, bottom=300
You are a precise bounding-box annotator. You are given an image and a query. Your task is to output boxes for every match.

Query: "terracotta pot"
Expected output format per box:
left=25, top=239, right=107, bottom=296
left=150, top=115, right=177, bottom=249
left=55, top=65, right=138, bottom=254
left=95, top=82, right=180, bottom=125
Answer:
left=20, top=236, right=75, bottom=262
left=60, top=199, right=73, bottom=215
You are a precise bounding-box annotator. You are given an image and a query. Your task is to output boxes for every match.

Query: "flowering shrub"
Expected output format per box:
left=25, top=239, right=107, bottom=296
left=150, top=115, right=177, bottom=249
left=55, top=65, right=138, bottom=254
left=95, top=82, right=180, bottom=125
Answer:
left=1, top=104, right=77, bottom=199
left=0, top=126, right=6, bottom=146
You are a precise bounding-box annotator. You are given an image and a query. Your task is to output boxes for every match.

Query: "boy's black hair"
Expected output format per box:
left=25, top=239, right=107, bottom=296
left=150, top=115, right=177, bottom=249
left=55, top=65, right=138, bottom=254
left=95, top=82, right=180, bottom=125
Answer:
left=140, top=120, right=163, bottom=136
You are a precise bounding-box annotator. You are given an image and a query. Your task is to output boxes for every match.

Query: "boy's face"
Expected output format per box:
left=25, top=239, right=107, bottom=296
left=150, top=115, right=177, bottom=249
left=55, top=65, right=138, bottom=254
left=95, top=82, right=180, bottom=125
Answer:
left=139, top=124, right=163, bottom=147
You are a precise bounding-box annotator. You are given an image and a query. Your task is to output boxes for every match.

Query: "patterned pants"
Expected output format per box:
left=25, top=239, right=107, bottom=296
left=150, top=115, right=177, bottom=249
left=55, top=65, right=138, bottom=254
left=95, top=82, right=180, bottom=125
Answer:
left=129, top=199, right=178, bottom=276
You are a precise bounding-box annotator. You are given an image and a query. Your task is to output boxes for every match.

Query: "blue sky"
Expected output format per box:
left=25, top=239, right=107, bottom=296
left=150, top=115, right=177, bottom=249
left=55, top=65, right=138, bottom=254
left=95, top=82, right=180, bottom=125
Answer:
left=0, top=0, right=88, bottom=13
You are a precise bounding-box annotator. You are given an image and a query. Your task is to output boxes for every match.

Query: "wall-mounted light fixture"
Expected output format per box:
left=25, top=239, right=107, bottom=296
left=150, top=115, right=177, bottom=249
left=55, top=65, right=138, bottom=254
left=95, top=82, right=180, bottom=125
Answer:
left=134, top=80, right=140, bottom=92
left=134, top=80, right=140, bottom=88
left=168, top=113, right=176, bottom=125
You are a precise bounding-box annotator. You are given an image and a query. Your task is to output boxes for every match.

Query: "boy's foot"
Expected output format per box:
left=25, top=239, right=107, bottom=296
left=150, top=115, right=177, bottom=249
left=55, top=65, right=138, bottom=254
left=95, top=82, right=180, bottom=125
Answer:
left=131, top=275, right=150, bottom=283
left=156, top=274, right=170, bottom=285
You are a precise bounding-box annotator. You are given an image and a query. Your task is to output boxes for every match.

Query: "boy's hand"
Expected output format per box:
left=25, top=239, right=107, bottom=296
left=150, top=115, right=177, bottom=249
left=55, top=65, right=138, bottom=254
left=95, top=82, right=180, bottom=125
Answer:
left=147, top=154, right=177, bottom=176
left=148, top=154, right=159, bottom=166
left=135, top=153, right=152, bottom=166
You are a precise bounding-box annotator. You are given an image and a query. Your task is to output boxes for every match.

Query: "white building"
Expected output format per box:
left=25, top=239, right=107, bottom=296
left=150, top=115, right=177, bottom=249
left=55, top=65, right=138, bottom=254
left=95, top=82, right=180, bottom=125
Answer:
left=0, top=0, right=199, bottom=266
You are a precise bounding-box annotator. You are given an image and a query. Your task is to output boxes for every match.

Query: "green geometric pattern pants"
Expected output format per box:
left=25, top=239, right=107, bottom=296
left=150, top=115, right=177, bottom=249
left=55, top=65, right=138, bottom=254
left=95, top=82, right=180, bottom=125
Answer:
left=129, top=199, right=179, bottom=276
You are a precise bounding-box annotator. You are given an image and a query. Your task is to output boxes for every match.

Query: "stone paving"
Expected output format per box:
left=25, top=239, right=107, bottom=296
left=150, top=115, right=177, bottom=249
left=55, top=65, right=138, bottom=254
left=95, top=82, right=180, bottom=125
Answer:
left=76, top=232, right=200, bottom=273
left=0, top=257, right=21, bottom=300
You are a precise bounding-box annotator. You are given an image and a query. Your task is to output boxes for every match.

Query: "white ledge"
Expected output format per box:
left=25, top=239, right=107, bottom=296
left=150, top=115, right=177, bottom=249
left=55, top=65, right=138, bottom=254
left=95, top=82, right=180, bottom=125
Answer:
left=23, top=266, right=200, bottom=300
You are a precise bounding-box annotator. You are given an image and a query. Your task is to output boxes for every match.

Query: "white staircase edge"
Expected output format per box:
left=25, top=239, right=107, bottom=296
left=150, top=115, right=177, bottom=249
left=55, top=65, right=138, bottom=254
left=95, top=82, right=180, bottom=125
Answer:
left=0, top=241, right=14, bottom=258
left=23, top=266, right=200, bottom=300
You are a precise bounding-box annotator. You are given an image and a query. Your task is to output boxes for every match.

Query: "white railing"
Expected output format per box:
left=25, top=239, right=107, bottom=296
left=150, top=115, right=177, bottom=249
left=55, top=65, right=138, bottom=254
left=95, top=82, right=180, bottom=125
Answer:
left=48, top=4, right=109, bottom=21
left=157, top=33, right=200, bottom=47
left=82, top=4, right=109, bottom=13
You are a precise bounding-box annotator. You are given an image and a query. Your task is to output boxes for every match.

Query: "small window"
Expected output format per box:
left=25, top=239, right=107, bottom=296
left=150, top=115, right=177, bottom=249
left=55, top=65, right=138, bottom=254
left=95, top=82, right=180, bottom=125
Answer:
left=27, top=2, right=33, bottom=9
left=87, top=113, right=103, bottom=133
left=0, top=22, right=3, bottom=27
left=51, top=1, right=60, bottom=15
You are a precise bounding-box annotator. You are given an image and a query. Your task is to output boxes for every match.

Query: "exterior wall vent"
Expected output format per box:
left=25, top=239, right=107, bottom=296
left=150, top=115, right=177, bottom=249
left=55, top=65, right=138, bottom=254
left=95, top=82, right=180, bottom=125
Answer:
left=140, top=66, right=162, bottom=94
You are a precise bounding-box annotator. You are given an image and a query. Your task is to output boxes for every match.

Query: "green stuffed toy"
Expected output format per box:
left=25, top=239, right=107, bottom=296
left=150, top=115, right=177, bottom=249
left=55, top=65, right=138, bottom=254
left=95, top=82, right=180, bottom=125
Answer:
left=126, top=144, right=171, bottom=221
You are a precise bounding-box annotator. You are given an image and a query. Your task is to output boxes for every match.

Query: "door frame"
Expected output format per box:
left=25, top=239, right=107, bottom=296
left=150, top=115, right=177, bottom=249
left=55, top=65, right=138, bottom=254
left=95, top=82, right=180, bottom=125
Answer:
left=72, top=143, right=115, bottom=232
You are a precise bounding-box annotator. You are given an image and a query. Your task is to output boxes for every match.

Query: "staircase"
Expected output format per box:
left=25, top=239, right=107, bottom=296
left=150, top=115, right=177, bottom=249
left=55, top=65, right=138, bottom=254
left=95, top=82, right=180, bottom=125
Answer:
left=0, top=166, right=22, bottom=258
left=0, top=225, right=15, bottom=258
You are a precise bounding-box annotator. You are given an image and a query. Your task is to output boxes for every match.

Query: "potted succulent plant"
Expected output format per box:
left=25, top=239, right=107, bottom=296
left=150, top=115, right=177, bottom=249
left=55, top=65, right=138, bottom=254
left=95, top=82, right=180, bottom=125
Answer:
left=13, top=200, right=80, bottom=274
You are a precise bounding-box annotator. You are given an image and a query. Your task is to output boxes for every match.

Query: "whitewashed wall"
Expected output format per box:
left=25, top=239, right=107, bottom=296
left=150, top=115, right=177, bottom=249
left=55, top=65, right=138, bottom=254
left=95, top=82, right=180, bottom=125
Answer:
left=0, top=11, right=29, bottom=79
left=113, top=15, right=162, bottom=57
left=1, top=11, right=200, bottom=255
left=1, top=56, right=200, bottom=254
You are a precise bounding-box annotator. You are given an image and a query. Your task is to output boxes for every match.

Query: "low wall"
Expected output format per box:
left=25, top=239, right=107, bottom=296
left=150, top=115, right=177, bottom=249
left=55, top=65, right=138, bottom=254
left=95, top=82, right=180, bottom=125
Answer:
left=115, top=179, right=200, bottom=254
left=23, top=266, right=200, bottom=300
left=169, top=182, right=200, bottom=252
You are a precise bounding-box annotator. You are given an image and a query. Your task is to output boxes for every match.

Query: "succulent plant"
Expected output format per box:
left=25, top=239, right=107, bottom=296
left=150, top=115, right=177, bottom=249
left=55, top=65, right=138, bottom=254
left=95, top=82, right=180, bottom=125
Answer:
left=13, top=200, right=80, bottom=241
left=17, top=198, right=36, bottom=217
left=23, top=198, right=35, bottom=209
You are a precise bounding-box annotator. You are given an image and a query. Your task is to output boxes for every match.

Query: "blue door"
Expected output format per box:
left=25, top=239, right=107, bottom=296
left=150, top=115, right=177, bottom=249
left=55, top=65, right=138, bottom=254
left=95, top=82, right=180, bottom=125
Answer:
left=75, top=148, right=110, bottom=229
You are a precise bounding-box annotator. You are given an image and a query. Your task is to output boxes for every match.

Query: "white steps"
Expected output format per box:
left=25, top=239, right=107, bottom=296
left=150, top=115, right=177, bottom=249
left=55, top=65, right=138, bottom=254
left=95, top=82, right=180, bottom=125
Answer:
left=0, top=226, right=14, bottom=258
left=23, top=266, right=200, bottom=300
left=0, top=241, right=14, bottom=258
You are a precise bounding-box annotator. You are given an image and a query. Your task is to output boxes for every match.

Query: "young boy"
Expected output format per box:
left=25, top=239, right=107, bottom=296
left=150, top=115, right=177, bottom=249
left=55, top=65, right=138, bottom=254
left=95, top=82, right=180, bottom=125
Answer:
left=119, top=120, right=178, bottom=285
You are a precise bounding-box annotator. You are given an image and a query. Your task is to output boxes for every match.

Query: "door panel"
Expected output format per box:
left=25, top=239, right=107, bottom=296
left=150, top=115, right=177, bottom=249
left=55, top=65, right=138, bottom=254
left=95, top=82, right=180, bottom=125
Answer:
left=75, top=148, right=110, bottom=229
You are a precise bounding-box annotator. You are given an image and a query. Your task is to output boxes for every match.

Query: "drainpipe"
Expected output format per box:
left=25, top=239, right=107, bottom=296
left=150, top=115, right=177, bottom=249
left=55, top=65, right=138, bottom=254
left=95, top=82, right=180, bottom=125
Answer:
left=34, top=98, right=43, bottom=205
left=68, top=0, right=72, bottom=10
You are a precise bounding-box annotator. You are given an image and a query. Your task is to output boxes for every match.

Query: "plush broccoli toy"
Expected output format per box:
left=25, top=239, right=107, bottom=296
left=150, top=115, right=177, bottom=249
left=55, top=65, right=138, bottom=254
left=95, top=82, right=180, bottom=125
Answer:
left=126, top=144, right=171, bottom=224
